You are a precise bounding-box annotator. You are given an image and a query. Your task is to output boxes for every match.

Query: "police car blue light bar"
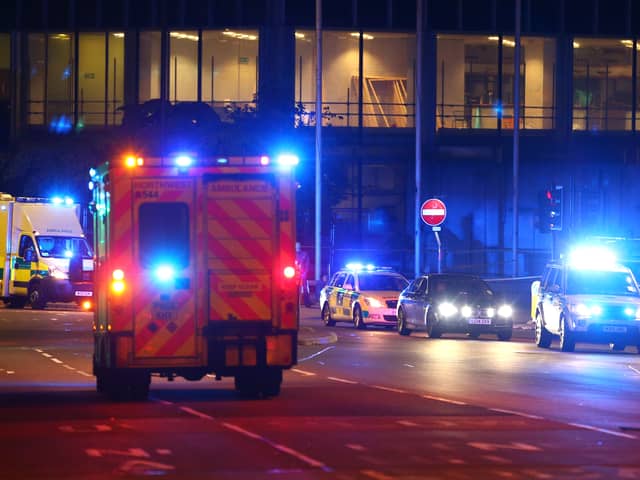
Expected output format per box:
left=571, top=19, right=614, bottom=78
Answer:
left=567, top=246, right=617, bottom=269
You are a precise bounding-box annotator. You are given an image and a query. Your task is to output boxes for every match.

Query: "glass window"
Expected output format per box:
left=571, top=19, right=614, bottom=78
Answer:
left=139, top=31, right=162, bottom=102
left=201, top=30, right=258, bottom=119
left=36, top=236, right=93, bottom=259
left=78, top=33, right=106, bottom=126
left=107, top=33, right=125, bottom=125
left=27, top=34, right=46, bottom=125
left=170, top=31, right=198, bottom=102
left=0, top=33, right=9, bottom=101
left=573, top=38, right=633, bottom=131
left=362, top=32, right=415, bottom=128
left=295, top=30, right=415, bottom=128
left=332, top=272, right=347, bottom=287
left=139, top=202, right=190, bottom=268
left=437, top=35, right=499, bottom=129
left=502, top=36, right=556, bottom=129
left=47, top=33, right=75, bottom=129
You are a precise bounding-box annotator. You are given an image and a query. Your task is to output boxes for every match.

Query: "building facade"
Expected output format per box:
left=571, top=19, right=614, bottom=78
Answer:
left=1, top=0, right=640, bottom=277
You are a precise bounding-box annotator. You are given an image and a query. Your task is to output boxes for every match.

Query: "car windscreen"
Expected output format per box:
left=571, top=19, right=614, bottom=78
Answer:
left=432, top=277, right=494, bottom=297
left=358, top=274, right=408, bottom=291
left=566, top=269, right=640, bottom=296
left=37, top=236, right=93, bottom=259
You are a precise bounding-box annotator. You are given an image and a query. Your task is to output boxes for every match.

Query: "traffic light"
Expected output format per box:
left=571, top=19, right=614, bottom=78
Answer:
left=536, top=185, right=563, bottom=233
left=549, top=185, right=563, bottom=231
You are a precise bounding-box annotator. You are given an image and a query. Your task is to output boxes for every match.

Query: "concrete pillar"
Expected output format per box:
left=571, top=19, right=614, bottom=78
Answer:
left=258, top=0, right=295, bottom=130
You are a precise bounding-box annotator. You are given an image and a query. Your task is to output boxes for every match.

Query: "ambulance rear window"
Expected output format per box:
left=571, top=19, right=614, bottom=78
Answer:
left=139, top=202, right=189, bottom=268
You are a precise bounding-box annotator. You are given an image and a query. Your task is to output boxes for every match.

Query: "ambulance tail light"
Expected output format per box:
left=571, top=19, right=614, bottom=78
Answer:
left=111, top=269, right=126, bottom=294
left=283, top=265, right=296, bottom=279
left=125, top=155, right=144, bottom=168
left=81, top=300, right=92, bottom=311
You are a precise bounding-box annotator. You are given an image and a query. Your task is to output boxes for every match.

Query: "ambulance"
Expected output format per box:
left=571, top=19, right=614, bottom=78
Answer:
left=90, top=152, right=299, bottom=400
left=0, top=194, right=93, bottom=309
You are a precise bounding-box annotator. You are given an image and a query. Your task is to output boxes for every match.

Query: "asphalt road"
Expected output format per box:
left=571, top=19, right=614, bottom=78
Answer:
left=2, top=305, right=640, bottom=479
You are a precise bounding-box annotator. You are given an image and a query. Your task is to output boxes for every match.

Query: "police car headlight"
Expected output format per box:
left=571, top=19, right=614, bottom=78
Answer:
left=438, top=302, right=458, bottom=317
left=573, top=303, right=601, bottom=317
left=498, top=305, right=513, bottom=318
left=364, top=297, right=383, bottom=308
left=50, top=267, right=68, bottom=280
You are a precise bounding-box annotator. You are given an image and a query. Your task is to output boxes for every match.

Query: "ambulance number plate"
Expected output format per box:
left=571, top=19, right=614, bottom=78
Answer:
left=152, top=301, right=177, bottom=322
left=75, top=291, right=93, bottom=297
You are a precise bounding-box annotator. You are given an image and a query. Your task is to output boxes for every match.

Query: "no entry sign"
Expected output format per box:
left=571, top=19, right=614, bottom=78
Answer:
left=421, top=198, right=447, bottom=226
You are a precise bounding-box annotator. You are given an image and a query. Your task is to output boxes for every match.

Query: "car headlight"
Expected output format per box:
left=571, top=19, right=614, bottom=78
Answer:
left=49, top=267, right=68, bottom=280
left=461, top=305, right=472, bottom=318
left=573, top=303, right=601, bottom=317
left=497, top=305, right=513, bottom=318
left=364, top=297, right=383, bottom=308
left=438, top=302, right=458, bottom=317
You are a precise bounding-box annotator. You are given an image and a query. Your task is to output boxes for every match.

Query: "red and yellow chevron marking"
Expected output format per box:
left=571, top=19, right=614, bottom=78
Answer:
left=134, top=288, right=197, bottom=358
left=206, top=179, right=275, bottom=321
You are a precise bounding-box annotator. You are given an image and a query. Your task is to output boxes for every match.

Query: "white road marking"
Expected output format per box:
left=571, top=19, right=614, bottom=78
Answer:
left=178, top=405, right=332, bottom=471
left=299, top=346, right=335, bottom=362
left=51, top=358, right=63, bottom=364
left=327, top=376, right=358, bottom=384
left=41, top=353, right=52, bottom=358
left=403, top=363, right=415, bottom=368
left=490, top=408, right=543, bottom=420
left=397, top=420, right=419, bottom=427
left=361, top=469, right=394, bottom=480
left=63, top=365, right=76, bottom=370
left=345, top=444, right=367, bottom=451
left=6, top=371, right=14, bottom=375
left=568, top=422, right=637, bottom=439
left=179, top=406, right=213, bottom=420
left=628, top=365, right=640, bottom=376
left=422, top=394, right=467, bottom=405
left=76, top=371, right=92, bottom=377
left=469, top=441, right=541, bottom=452
left=291, top=368, right=316, bottom=376
left=372, top=385, right=407, bottom=394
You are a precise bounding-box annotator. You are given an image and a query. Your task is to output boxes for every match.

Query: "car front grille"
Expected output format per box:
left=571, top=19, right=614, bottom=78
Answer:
left=386, top=300, right=398, bottom=308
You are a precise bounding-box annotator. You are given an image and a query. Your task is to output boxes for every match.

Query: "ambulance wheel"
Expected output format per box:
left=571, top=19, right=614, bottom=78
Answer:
left=28, top=285, right=46, bottom=310
left=7, top=296, right=26, bottom=309
left=234, top=373, right=261, bottom=398
left=322, top=303, right=335, bottom=326
left=261, top=369, right=282, bottom=397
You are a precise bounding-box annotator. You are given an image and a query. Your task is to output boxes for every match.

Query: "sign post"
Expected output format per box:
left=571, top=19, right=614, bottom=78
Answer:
left=420, top=198, right=447, bottom=273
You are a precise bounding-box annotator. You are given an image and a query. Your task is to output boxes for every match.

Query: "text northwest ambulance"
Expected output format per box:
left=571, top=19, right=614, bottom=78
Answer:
left=90, top=152, right=300, bottom=399
left=0, top=193, right=93, bottom=310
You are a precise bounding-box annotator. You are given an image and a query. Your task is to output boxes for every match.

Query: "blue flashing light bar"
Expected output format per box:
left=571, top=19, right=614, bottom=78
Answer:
left=175, top=155, right=193, bottom=167
left=567, top=246, right=617, bottom=269
left=276, top=154, right=299, bottom=167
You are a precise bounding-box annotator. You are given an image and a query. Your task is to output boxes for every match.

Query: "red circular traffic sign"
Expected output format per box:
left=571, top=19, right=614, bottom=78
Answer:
left=421, top=198, right=447, bottom=226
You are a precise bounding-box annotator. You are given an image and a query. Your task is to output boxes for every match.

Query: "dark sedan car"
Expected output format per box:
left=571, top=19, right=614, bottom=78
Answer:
left=396, top=273, right=513, bottom=340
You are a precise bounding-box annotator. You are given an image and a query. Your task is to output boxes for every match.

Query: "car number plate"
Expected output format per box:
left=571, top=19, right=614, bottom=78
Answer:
left=468, top=318, right=492, bottom=325
left=603, top=325, right=627, bottom=333
left=74, top=291, right=93, bottom=297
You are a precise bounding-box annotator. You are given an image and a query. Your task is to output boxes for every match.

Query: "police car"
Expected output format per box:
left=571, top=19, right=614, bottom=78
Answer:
left=531, top=246, right=640, bottom=353
left=319, top=264, right=409, bottom=329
